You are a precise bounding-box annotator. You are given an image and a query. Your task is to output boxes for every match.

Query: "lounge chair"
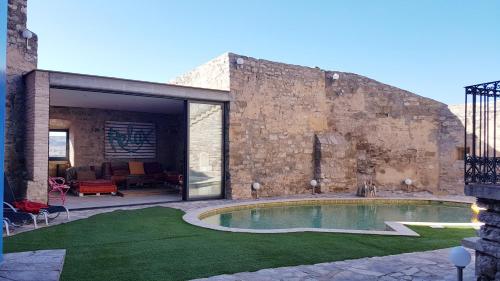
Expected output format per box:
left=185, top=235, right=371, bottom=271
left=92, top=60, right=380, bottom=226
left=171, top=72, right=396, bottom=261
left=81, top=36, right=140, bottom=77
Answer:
left=4, top=176, right=69, bottom=226
left=3, top=218, right=10, bottom=236
left=4, top=201, right=40, bottom=231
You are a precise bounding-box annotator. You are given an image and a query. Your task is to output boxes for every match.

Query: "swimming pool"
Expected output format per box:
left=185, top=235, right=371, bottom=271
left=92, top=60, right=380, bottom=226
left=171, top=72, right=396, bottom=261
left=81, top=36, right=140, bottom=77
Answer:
left=184, top=198, right=477, bottom=236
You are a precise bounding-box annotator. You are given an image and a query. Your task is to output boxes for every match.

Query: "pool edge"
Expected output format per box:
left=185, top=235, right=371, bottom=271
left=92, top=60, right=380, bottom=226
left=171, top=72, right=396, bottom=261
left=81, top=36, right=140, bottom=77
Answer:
left=182, top=197, right=481, bottom=237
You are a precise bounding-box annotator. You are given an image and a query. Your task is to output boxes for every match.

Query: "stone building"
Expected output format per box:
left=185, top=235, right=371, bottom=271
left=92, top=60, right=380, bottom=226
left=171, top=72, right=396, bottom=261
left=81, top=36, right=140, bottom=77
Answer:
left=172, top=53, right=466, bottom=199
left=6, top=0, right=37, bottom=199
left=6, top=0, right=467, bottom=203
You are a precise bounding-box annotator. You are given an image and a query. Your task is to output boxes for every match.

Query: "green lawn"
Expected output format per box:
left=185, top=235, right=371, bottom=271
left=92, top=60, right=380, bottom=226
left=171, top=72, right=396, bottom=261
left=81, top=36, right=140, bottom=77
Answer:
left=5, top=207, right=475, bottom=281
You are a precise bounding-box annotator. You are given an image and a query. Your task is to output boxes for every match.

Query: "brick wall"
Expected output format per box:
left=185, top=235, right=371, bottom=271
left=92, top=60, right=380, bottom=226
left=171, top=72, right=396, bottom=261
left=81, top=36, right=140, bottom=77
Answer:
left=24, top=70, right=48, bottom=202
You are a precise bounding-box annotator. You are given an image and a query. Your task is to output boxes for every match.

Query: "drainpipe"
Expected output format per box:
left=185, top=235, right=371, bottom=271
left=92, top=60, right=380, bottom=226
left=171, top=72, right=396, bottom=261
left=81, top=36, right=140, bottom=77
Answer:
left=0, top=0, right=7, bottom=264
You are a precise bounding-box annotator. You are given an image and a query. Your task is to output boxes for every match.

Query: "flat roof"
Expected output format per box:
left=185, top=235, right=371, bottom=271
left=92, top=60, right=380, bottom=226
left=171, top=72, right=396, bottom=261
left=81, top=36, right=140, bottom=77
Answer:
left=28, top=69, right=230, bottom=102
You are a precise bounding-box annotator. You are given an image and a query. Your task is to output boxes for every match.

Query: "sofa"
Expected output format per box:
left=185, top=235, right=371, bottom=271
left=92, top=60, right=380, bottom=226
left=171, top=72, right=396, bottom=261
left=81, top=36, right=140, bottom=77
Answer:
left=66, top=166, right=118, bottom=196
left=102, top=161, right=183, bottom=189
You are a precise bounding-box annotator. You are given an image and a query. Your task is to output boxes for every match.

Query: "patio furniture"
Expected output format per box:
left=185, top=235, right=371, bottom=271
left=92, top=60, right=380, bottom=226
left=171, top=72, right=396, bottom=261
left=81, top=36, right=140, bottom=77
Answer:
left=126, top=174, right=155, bottom=188
left=56, top=163, right=71, bottom=178
left=74, top=180, right=118, bottom=196
left=108, top=162, right=129, bottom=187
left=4, top=202, right=39, bottom=230
left=105, top=161, right=179, bottom=189
left=165, top=172, right=183, bottom=186
left=98, top=162, right=184, bottom=191
left=48, top=177, right=70, bottom=205
left=67, top=167, right=117, bottom=196
left=4, top=176, right=70, bottom=224
left=144, top=162, right=169, bottom=183
left=3, top=218, right=10, bottom=236
left=126, top=161, right=155, bottom=188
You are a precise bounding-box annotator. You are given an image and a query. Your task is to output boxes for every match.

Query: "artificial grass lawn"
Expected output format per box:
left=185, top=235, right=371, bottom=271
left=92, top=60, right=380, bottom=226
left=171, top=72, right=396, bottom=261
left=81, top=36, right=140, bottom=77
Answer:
left=5, top=207, right=475, bottom=281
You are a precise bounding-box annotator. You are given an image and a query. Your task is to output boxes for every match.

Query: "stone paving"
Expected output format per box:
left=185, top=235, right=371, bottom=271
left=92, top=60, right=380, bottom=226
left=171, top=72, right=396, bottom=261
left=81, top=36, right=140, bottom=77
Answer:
left=0, top=250, right=66, bottom=281
left=192, top=248, right=476, bottom=281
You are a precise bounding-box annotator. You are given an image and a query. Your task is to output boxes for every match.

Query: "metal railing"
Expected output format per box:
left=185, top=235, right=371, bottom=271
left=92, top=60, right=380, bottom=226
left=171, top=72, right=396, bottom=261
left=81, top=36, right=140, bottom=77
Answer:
left=464, top=81, right=500, bottom=185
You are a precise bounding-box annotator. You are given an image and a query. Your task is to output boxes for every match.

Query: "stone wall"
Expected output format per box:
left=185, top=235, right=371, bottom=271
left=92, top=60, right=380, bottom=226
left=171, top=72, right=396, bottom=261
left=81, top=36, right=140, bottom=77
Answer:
left=173, top=53, right=465, bottom=199
left=438, top=106, right=466, bottom=194
left=227, top=56, right=326, bottom=199
left=171, top=53, right=230, bottom=91
left=314, top=133, right=356, bottom=192
left=449, top=103, right=500, bottom=156
left=465, top=185, right=500, bottom=280
left=49, top=107, right=184, bottom=173
left=6, top=0, right=37, bottom=198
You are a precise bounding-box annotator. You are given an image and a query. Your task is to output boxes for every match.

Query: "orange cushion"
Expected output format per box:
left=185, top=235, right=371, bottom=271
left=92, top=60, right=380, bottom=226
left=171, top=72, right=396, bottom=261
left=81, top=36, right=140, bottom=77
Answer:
left=129, top=161, right=145, bottom=175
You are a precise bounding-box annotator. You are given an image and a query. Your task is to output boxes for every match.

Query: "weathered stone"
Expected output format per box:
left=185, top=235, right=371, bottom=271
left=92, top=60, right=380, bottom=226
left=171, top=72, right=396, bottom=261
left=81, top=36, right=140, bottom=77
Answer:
left=476, top=253, right=498, bottom=280
left=479, top=211, right=500, bottom=228
left=0, top=249, right=65, bottom=281
left=478, top=198, right=500, bottom=212
left=5, top=0, right=38, bottom=199
left=173, top=53, right=465, bottom=199
left=476, top=239, right=500, bottom=259
left=479, top=225, right=500, bottom=243
left=191, top=248, right=475, bottom=281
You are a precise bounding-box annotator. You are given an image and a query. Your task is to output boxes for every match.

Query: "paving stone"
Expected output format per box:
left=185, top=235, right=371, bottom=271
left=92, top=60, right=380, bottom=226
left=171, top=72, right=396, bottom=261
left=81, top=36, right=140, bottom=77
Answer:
left=0, top=250, right=65, bottom=281
left=191, top=248, right=476, bottom=281
left=402, top=267, right=419, bottom=275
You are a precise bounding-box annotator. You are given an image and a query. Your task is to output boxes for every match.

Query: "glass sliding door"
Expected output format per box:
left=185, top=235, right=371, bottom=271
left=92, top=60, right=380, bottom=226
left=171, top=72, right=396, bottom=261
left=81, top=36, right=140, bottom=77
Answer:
left=186, top=101, right=224, bottom=199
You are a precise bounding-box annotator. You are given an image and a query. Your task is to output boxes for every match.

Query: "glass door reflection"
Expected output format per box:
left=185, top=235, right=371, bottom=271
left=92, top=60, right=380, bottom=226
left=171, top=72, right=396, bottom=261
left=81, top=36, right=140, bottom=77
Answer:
left=187, top=102, right=223, bottom=199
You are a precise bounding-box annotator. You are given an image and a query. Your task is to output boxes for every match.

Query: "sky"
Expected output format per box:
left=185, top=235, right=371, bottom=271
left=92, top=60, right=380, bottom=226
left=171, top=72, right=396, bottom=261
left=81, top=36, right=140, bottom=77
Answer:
left=28, top=0, right=500, bottom=105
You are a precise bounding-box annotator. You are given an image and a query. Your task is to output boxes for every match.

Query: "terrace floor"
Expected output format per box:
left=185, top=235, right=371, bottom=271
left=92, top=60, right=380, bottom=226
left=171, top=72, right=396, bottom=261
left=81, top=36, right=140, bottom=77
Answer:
left=193, top=247, right=475, bottom=281
left=58, top=192, right=181, bottom=210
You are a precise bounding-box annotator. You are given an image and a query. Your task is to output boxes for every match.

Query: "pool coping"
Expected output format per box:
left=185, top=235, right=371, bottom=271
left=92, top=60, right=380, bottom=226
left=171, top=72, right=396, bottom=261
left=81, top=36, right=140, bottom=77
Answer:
left=182, top=197, right=483, bottom=237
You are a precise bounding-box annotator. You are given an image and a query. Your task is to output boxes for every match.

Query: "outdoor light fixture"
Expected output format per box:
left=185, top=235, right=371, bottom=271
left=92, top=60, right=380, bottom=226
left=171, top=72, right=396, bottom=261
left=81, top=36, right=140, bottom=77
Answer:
left=310, top=179, right=318, bottom=195
left=404, top=178, right=413, bottom=191
left=21, top=28, right=33, bottom=49
left=236, top=58, right=245, bottom=65
left=331, top=73, right=340, bottom=80
left=449, top=246, right=471, bottom=281
left=252, top=182, right=260, bottom=199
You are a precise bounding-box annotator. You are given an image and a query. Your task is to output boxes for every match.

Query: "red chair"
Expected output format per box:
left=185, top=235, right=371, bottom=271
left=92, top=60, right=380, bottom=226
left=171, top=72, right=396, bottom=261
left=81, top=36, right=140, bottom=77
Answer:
left=48, top=177, right=70, bottom=205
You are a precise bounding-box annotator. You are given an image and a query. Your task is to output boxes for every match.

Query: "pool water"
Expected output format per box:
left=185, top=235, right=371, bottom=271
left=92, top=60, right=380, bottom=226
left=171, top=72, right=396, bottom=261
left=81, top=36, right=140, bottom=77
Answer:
left=201, top=202, right=472, bottom=231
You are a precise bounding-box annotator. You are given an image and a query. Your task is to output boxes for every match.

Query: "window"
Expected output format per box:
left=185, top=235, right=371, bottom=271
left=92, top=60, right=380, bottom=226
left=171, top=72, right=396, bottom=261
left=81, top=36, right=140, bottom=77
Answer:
left=49, top=130, right=69, bottom=161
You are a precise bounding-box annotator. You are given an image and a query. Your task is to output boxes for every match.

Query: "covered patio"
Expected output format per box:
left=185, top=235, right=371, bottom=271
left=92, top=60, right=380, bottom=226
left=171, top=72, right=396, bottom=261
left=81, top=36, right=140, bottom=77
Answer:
left=24, top=70, right=229, bottom=209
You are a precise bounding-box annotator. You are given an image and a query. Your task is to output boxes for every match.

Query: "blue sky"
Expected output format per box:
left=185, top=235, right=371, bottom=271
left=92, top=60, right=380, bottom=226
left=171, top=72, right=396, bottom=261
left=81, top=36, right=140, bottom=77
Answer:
left=29, top=0, right=499, bottom=105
